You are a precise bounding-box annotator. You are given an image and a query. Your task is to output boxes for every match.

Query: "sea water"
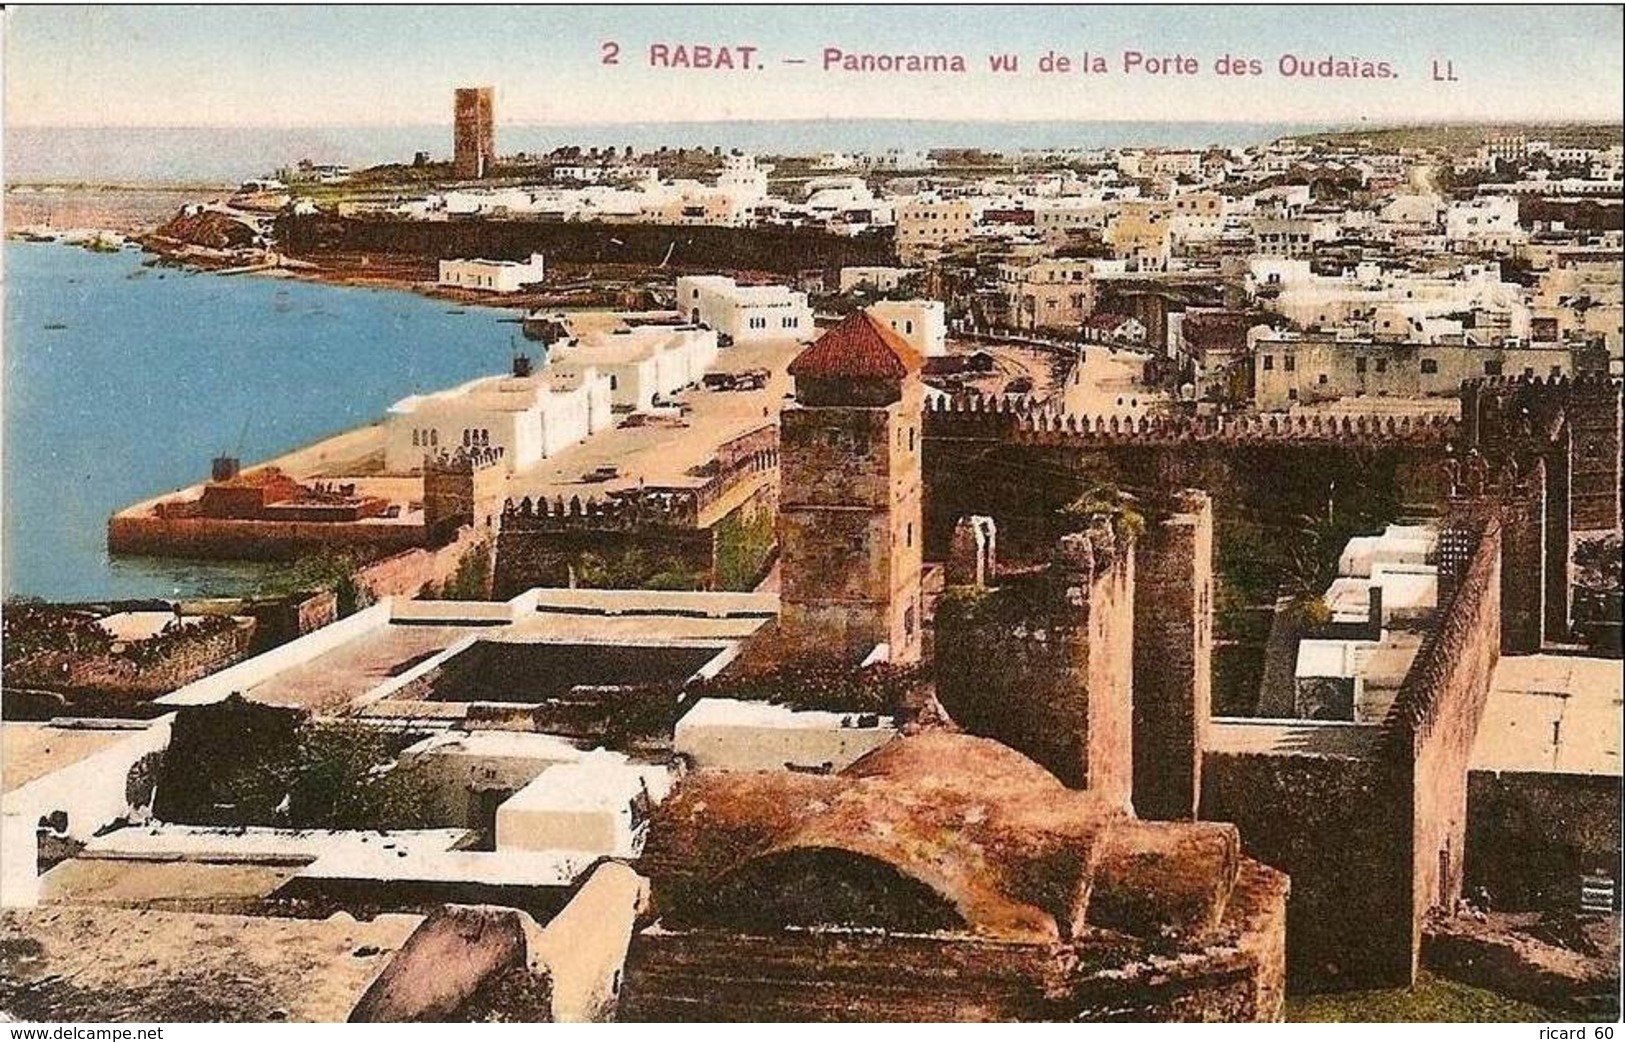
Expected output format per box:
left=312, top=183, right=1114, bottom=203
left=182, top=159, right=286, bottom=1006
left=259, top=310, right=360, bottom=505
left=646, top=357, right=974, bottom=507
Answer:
left=2, top=242, right=527, bottom=601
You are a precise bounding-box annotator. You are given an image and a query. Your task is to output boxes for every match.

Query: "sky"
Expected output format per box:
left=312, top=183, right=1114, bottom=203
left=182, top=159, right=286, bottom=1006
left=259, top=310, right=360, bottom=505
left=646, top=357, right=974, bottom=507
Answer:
left=5, top=4, right=1623, bottom=128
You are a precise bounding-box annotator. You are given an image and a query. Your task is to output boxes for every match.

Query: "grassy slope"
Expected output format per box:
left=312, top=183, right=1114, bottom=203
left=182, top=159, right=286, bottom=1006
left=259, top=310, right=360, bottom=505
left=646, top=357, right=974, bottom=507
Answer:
left=1286, top=970, right=1562, bottom=1023
left=1282, top=123, right=1623, bottom=152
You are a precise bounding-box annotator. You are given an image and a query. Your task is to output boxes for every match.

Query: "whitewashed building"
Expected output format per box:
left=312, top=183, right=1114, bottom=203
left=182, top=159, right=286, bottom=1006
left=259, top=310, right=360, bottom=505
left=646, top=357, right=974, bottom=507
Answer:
left=384, top=357, right=613, bottom=473
left=866, top=299, right=947, bottom=357
left=674, top=698, right=898, bottom=773
left=674, top=275, right=815, bottom=343
left=438, top=253, right=546, bottom=293
left=495, top=757, right=672, bottom=857
left=548, top=325, right=720, bottom=411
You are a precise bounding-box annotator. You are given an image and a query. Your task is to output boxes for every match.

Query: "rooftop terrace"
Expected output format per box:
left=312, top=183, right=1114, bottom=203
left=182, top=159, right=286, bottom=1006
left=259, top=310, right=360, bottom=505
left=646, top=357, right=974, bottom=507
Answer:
left=1471, top=654, right=1623, bottom=777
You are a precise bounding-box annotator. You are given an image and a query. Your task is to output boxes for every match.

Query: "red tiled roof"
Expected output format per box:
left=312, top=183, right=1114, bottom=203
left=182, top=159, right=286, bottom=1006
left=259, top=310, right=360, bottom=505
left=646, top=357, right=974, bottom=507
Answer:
left=788, top=311, right=923, bottom=381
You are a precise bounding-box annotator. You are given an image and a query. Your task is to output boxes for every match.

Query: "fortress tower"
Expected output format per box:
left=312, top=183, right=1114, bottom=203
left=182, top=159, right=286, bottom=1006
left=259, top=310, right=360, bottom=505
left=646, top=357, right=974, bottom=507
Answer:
left=777, top=312, right=925, bottom=665
left=453, top=87, right=495, bottom=180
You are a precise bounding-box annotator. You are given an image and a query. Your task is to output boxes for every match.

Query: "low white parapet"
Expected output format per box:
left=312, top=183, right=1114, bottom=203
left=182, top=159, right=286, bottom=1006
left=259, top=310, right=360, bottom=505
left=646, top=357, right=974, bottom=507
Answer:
left=674, top=697, right=898, bottom=773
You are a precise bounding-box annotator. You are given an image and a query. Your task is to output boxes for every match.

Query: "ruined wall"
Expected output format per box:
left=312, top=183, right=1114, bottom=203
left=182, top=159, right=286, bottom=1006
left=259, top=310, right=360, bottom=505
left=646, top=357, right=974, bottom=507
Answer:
left=1200, top=737, right=1414, bottom=991
left=4, top=619, right=255, bottom=702
left=244, top=590, right=340, bottom=652
left=622, top=929, right=1059, bottom=1021
left=1388, top=521, right=1502, bottom=977
left=623, top=862, right=1288, bottom=1023
left=349, top=905, right=532, bottom=1023
left=1067, top=862, right=1289, bottom=1023
left=1132, top=491, right=1214, bottom=820
left=1466, top=769, right=1622, bottom=912
left=935, top=524, right=1135, bottom=800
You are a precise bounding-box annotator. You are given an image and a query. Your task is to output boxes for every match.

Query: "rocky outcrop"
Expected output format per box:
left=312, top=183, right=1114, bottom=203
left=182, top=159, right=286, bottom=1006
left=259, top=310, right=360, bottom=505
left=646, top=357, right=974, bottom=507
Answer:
left=148, top=207, right=260, bottom=251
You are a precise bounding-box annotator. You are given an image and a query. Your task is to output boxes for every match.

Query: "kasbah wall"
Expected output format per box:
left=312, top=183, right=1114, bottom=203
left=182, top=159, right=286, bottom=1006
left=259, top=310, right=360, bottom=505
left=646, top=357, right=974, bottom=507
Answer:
left=1460, top=374, right=1622, bottom=533
left=1396, top=516, right=1502, bottom=976
left=356, top=523, right=494, bottom=601
left=920, top=402, right=1450, bottom=561
left=1199, top=519, right=1503, bottom=992
left=490, top=484, right=778, bottom=598
left=915, top=377, right=1612, bottom=993
left=107, top=514, right=436, bottom=561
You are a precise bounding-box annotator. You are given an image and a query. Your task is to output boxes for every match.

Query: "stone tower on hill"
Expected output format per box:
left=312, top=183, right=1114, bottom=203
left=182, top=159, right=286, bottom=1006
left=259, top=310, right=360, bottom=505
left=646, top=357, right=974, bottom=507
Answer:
left=453, top=87, right=495, bottom=179
left=777, top=311, right=925, bottom=665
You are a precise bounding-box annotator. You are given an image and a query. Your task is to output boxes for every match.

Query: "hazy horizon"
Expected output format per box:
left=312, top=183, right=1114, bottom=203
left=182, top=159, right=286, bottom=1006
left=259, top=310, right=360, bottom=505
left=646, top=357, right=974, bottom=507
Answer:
left=5, top=119, right=1331, bottom=185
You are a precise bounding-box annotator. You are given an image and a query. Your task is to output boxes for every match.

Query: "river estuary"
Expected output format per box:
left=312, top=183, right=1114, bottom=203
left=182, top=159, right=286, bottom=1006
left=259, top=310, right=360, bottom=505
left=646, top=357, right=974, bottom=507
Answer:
left=3, top=242, right=525, bottom=601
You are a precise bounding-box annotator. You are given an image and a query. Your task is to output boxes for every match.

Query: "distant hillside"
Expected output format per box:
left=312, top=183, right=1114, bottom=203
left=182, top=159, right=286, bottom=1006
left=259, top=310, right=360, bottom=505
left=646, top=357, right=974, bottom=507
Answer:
left=1280, top=123, right=1622, bottom=153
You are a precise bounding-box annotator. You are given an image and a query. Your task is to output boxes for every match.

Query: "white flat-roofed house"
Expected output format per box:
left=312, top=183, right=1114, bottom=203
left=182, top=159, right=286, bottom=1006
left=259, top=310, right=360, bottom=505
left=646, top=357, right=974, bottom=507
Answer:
left=674, top=275, right=815, bottom=343
left=400, top=731, right=590, bottom=829
left=495, top=757, right=673, bottom=857
left=1337, top=524, right=1435, bottom=578
left=865, top=299, right=947, bottom=357
left=438, top=253, right=546, bottom=293
left=384, top=358, right=613, bottom=473
left=1322, top=564, right=1438, bottom=628
left=1444, top=197, right=1527, bottom=252
left=548, top=325, right=720, bottom=411
left=674, top=697, right=899, bottom=773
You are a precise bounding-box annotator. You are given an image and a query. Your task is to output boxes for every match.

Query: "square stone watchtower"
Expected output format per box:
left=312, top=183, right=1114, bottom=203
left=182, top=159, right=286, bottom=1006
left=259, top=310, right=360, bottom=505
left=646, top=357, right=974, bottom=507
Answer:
left=777, top=312, right=925, bottom=665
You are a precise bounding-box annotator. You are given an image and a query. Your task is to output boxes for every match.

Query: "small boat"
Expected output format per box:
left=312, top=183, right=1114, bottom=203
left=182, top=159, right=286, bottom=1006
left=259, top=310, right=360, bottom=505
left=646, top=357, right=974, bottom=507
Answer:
left=43, top=322, right=68, bottom=331
left=445, top=308, right=467, bottom=315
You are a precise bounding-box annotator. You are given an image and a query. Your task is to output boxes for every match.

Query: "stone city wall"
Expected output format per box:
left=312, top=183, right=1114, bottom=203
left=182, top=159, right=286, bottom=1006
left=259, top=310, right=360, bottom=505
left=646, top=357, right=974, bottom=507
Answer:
left=1385, top=519, right=1502, bottom=976
left=108, top=514, right=434, bottom=562
left=1466, top=769, right=1622, bottom=913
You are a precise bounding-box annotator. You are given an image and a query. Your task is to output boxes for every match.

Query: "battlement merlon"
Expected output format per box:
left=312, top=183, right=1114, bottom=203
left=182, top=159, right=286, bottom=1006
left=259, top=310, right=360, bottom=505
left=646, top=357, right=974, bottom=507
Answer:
left=923, top=393, right=1460, bottom=446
